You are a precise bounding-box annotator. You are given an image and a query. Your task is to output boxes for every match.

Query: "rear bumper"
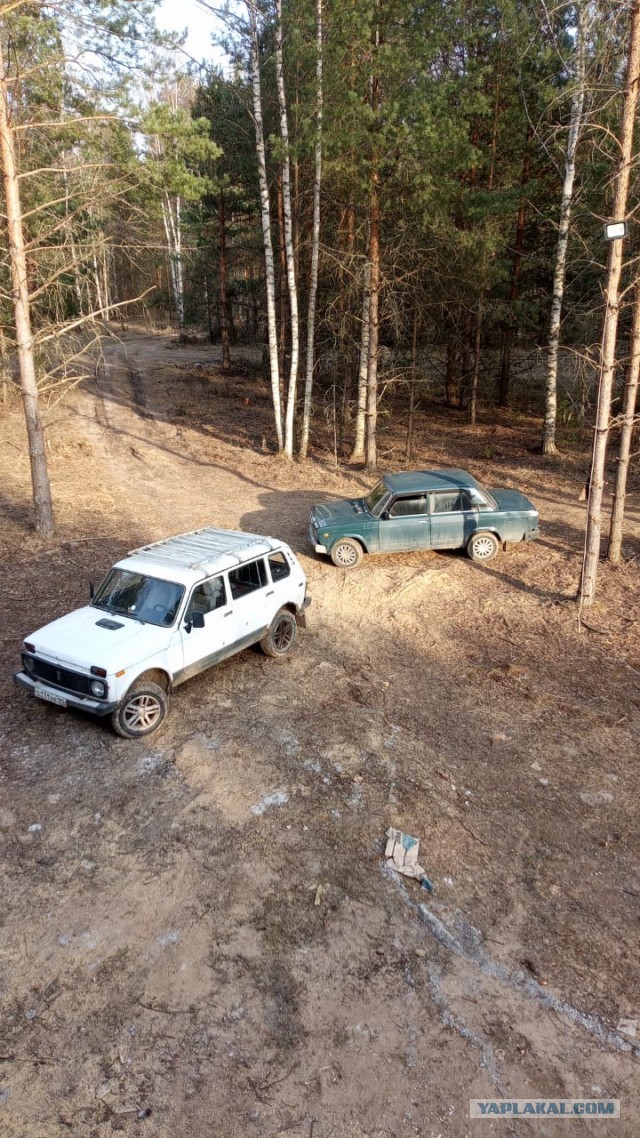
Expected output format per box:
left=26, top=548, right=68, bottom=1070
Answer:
left=14, top=671, right=118, bottom=717
left=523, top=527, right=540, bottom=542
left=296, top=595, right=312, bottom=627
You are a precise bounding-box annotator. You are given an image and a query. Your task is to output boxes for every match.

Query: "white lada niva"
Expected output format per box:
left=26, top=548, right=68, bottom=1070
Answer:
left=15, top=528, right=310, bottom=738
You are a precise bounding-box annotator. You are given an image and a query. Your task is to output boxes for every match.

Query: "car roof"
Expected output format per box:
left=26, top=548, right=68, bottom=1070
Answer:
left=383, top=468, right=482, bottom=494
left=115, top=527, right=284, bottom=586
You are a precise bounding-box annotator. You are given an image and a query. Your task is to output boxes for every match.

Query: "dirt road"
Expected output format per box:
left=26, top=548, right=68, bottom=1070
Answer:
left=1, top=330, right=639, bottom=1137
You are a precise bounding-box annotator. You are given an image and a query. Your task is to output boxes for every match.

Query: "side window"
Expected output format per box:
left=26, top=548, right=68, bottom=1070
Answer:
left=228, top=558, right=268, bottom=601
left=388, top=495, right=427, bottom=518
left=431, top=491, right=464, bottom=514
left=467, top=488, right=491, bottom=509
left=187, top=575, right=227, bottom=617
left=268, top=551, right=291, bottom=582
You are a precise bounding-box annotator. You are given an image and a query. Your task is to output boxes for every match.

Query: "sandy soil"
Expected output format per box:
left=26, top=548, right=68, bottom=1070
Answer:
left=0, top=328, right=639, bottom=1138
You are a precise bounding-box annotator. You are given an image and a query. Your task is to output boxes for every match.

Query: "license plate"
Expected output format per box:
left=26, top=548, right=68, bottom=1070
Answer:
left=34, top=684, right=67, bottom=707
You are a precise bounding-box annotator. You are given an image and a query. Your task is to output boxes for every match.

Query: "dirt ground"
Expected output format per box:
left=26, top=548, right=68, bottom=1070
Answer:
left=0, top=328, right=639, bottom=1138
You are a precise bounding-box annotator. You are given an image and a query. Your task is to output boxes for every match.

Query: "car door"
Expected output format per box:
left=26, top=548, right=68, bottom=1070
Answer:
left=180, top=574, right=232, bottom=674
left=266, top=548, right=294, bottom=610
left=428, top=489, right=470, bottom=549
left=378, top=494, right=430, bottom=552
left=226, top=556, right=270, bottom=645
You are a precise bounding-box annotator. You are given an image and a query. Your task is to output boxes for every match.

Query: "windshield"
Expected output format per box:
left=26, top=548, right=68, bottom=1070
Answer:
left=92, top=569, right=184, bottom=627
left=366, top=479, right=390, bottom=515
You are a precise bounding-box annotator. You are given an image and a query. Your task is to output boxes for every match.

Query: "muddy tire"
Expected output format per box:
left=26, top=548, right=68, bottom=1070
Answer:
left=466, top=531, right=500, bottom=563
left=111, top=682, right=169, bottom=738
left=330, top=538, right=363, bottom=569
left=260, top=609, right=298, bottom=658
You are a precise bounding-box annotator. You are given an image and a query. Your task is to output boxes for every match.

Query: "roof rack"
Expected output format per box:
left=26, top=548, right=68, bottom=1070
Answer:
left=128, top=527, right=274, bottom=572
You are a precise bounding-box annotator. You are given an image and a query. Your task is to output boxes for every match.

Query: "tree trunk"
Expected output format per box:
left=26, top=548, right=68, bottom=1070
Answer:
left=580, top=0, right=640, bottom=605
left=498, top=147, right=530, bottom=407
left=543, top=3, right=587, bottom=455
left=276, top=173, right=287, bottom=378
left=406, top=311, right=418, bottom=463
left=365, top=161, right=380, bottom=475
left=445, top=333, right=457, bottom=408
left=161, top=192, right=185, bottom=329
left=203, top=273, right=215, bottom=343
left=217, top=189, right=231, bottom=370
left=607, top=277, right=640, bottom=562
left=299, top=0, right=323, bottom=460
left=93, top=248, right=105, bottom=318
left=0, top=47, right=54, bottom=538
left=247, top=0, right=284, bottom=451
left=101, top=239, right=111, bottom=320
left=469, top=298, right=483, bottom=426
left=275, top=0, right=300, bottom=459
left=0, top=324, right=8, bottom=404
left=350, top=259, right=371, bottom=462
left=63, top=158, right=85, bottom=315
left=459, top=309, right=473, bottom=409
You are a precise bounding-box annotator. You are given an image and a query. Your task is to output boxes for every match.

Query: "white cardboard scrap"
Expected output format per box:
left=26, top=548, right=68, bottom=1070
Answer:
left=385, top=827, right=427, bottom=881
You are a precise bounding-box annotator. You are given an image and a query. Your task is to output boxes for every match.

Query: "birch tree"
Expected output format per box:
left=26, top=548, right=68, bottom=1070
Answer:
left=274, top=0, right=299, bottom=458
left=542, top=2, right=588, bottom=456
left=607, top=275, right=640, bottom=562
left=349, top=260, right=370, bottom=462
left=0, top=41, right=54, bottom=537
left=299, top=0, right=323, bottom=460
left=0, top=0, right=158, bottom=536
left=246, top=0, right=284, bottom=451
left=365, top=153, right=381, bottom=474
left=580, top=0, right=640, bottom=605
left=144, top=87, right=219, bottom=330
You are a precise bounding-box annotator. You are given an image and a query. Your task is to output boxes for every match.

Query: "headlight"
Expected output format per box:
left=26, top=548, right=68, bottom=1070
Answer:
left=90, top=679, right=106, bottom=698
left=23, top=654, right=36, bottom=675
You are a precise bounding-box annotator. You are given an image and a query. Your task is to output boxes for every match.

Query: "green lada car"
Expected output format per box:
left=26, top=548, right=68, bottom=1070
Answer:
left=309, top=468, right=539, bottom=568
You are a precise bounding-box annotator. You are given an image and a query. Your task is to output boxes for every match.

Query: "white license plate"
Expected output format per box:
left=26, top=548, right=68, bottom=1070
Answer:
left=34, top=684, right=67, bottom=708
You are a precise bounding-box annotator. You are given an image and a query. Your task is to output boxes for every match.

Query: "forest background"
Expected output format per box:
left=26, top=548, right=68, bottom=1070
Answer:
left=1, top=0, right=639, bottom=603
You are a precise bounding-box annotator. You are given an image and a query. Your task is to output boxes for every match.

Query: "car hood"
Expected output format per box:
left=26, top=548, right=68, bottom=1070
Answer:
left=25, top=606, right=174, bottom=673
left=311, top=498, right=370, bottom=527
left=492, top=488, right=538, bottom=515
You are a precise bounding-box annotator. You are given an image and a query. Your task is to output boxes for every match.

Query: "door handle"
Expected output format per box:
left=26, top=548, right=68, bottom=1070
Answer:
left=224, top=610, right=233, bottom=617
left=266, top=590, right=274, bottom=597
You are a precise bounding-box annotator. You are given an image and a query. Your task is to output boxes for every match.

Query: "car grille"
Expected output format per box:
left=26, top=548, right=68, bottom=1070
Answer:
left=24, top=655, right=93, bottom=697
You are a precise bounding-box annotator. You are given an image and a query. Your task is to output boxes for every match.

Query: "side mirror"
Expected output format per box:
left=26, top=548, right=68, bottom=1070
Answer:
left=89, top=581, right=95, bottom=599
left=191, top=611, right=205, bottom=629
left=381, top=510, right=389, bottom=520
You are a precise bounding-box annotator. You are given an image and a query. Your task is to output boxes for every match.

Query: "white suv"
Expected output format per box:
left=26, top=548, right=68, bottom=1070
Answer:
left=15, top=528, right=310, bottom=738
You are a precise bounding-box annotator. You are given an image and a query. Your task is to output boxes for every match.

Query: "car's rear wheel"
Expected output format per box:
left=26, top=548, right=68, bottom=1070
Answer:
left=111, top=682, right=169, bottom=738
left=330, top=538, right=363, bottom=569
left=261, top=609, right=298, bottom=657
left=466, top=531, right=500, bottom=562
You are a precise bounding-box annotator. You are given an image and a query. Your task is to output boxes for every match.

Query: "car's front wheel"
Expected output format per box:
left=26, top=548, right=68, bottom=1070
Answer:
left=261, top=609, right=298, bottom=657
left=466, top=531, right=500, bottom=563
left=330, top=537, right=363, bottom=568
left=111, top=682, right=169, bottom=738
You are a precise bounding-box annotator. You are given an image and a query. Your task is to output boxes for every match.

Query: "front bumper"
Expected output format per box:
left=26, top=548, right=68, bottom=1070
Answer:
left=309, top=523, right=327, bottom=554
left=14, top=671, right=118, bottom=717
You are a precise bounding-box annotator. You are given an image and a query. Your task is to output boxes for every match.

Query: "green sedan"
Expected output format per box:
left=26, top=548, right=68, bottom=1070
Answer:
left=309, top=468, right=539, bottom=568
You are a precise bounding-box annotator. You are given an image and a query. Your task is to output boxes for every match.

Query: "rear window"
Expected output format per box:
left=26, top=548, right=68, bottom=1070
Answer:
left=228, top=558, right=268, bottom=600
left=268, top=551, right=291, bottom=581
